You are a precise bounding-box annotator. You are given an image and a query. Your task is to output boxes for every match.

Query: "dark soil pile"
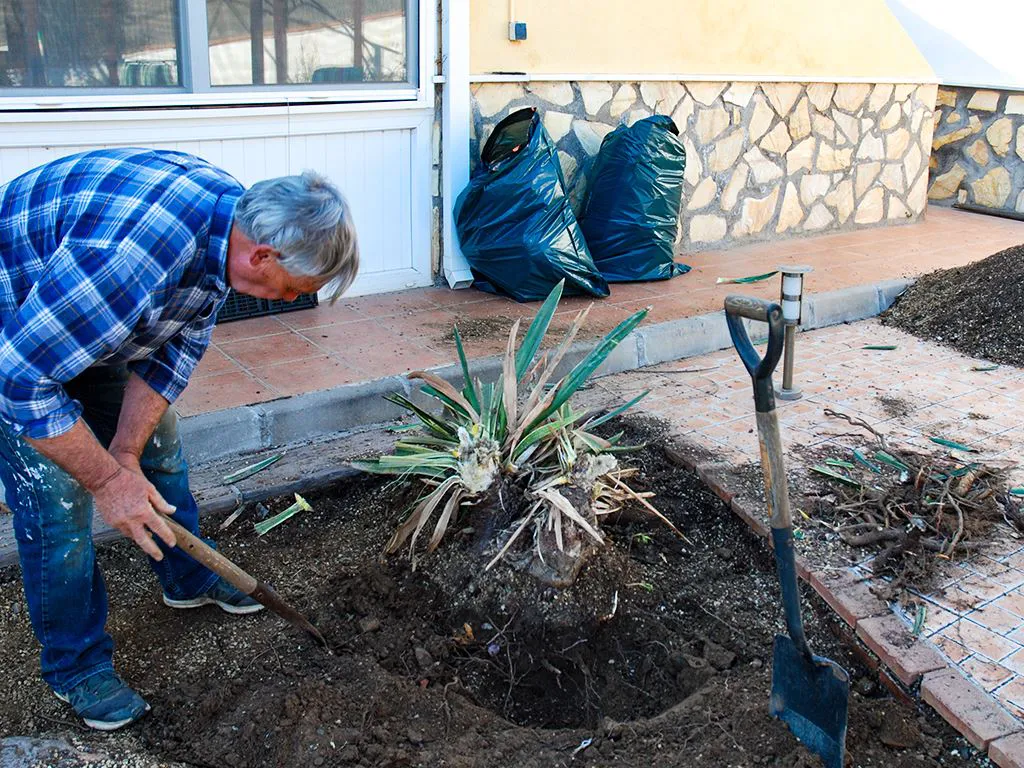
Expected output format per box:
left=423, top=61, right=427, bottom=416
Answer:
left=0, top=418, right=988, bottom=767
left=882, top=243, right=1024, bottom=365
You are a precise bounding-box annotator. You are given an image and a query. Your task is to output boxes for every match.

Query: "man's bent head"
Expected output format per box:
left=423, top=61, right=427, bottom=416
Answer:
left=229, top=171, right=359, bottom=303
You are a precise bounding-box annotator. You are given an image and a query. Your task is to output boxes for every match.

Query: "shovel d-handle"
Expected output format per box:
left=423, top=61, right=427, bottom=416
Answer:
left=725, top=295, right=811, bottom=659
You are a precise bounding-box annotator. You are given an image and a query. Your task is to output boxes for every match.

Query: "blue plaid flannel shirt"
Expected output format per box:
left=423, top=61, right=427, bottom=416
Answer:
left=0, top=148, right=244, bottom=439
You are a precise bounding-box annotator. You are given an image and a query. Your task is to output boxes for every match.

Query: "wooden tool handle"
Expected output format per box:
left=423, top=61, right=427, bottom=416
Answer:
left=161, top=515, right=258, bottom=593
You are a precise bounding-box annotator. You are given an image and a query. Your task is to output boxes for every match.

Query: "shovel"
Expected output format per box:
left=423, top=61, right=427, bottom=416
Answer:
left=159, top=513, right=328, bottom=649
left=724, top=295, right=849, bottom=768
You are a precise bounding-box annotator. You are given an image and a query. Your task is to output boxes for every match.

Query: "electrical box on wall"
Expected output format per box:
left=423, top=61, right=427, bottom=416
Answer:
left=508, top=22, right=527, bottom=41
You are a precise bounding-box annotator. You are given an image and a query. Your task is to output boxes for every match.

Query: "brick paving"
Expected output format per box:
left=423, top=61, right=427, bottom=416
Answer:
left=177, top=205, right=1024, bottom=417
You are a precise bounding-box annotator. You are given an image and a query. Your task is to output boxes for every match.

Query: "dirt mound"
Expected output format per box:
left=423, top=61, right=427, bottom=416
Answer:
left=882, top=243, right=1024, bottom=365
left=0, top=419, right=987, bottom=767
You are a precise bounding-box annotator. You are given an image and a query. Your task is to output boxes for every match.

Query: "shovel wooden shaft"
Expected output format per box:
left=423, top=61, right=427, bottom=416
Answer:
left=160, top=515, right=327, bottom=648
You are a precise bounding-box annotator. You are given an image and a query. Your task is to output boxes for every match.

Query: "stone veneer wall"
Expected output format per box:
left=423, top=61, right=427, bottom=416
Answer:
left=928, top=86, right=1024, bottom=214
left=470, top=81, right=937, bottom=251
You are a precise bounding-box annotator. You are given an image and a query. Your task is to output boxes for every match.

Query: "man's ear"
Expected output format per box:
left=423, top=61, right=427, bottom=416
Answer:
left=249, top=244, right=278, bottom=269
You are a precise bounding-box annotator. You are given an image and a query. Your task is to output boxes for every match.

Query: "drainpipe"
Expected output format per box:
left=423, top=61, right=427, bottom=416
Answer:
left=440, top=0, right=474, bottom=289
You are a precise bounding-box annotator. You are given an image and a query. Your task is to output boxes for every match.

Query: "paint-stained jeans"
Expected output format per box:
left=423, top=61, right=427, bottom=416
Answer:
left=0, top=365, right=218, bottom=694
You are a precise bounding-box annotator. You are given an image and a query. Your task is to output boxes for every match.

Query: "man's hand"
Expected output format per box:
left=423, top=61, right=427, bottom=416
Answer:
left=89, top=459, right=177, bottom=560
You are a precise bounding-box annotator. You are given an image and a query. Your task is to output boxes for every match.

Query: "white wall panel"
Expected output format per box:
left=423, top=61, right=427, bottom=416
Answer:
left=0, top=105, right=435, bottom=297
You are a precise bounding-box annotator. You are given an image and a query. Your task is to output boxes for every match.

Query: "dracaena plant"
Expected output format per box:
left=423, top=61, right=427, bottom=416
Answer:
left=355, top=282, right=682, bottom=587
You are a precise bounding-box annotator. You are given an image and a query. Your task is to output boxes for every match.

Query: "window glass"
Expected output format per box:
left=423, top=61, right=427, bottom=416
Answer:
left=0, top=0, right=180, bottom=87
left=207, top=0, right=409, bottom=86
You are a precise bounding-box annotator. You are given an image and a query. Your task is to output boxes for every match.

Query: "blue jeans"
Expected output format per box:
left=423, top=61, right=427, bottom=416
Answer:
left=0, top=365, right=218, bottom=694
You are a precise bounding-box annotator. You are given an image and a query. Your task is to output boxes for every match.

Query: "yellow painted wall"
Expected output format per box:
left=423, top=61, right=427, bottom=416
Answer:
left=471, top=0, right=935, bottom=81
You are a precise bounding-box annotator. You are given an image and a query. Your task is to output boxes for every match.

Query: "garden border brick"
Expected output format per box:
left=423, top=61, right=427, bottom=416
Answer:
left=855, top=614, right=947, bottom=686
left=921, top=668, right=1021, bottom=750
left=990, top=732, right=1024, bottom=768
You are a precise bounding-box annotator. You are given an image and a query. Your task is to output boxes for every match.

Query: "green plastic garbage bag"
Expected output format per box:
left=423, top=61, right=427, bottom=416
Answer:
left=454, top=108, right=610, bottom=303
left=578, top=115, right=690, bottom=282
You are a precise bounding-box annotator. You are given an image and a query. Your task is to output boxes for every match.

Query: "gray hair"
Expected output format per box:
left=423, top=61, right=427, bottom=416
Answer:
left=234, top=170, right=359, bottom=302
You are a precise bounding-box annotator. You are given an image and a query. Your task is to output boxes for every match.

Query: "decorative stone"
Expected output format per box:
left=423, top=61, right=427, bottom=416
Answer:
left=1006, top=95, right=1024, bottom=115
left=811, top=113, right=836, bottom=142
left=933, top=110, right=943, bottom=130
left=966, top=139, right=990, bottom=166
left=903, top=144, right=923, bottom=186
left=640, top=82, right=686, bottom=114
left=929, top=154, right=938, bottom=170
left=886, top=128, right=911, bottom=159
left=818, top=144, right=853, bottom=172
left=825, top=179, right=855, bottom=223
left=854, top=187, right=885, bottom=224
left=557, top=151, right=578, bottom=183
left=763, top=83, right=802, bottom=117
left=543, top=111, right=574, bottom=143
left=804, top=202, right=834, bottom=231
left=800, top=173, right=830, bottom=206
left=908, top=167, right=929, bottom=211
left=579, top=82, right=614, bottom=116
left=733, top=185, right=781, bottom=236
left=723, top=83, right=757, bottom=107
left=687, top=177, right=718, bottom=210
left=902, top=99, right=912, bottom=116
left=911, top=107, right=925, bottom=133
left=528, top=82, right=574, bottom=106
left=573, top=120, right=614, bottom=155
left=672, top=95, right=695, bottom=131
left=833, top=111, right=860, bottom=145
left=748, top=96, right=775, bottom=144
left=475, top=84, right=524, bottom=117
left=932, top=116, right=982, bottom=149
left=867, top=84, right=893, bottom=114
left=744, top=146, right=784, bottom=183
left=682, top=135, right=702, bottom=185
left=807, top=83, right=836, bottom=111
left=696, top=104, right=731, bottom=144
left=880, top=163, right=904, bottom=193
left=896, top=83, right=917, bottom=101
left=888, top=196, right=910, bottom=220
left=936, top=89, right=957, bottom=107
left=880, top=103, right=902, bottom=131
left=689, top=214, right=727, bottom=243
left=946, top=111, right=961, bottom=124
left=1017, top=190, right=1024, bottom=213
left=833, top=83, right=870, bottom=113
left=610, top=84, right=636, bottom=118
left=855, top=162, right=881, bottom=198
left=971, top=167, right=1012, bottom=208
left=860, top=117, right=876, bottom=136
left=1018, top=126, right=1024, bottom=161
left=776, top=182, right=803, bottom=233
left=967, top=90, right=999, bottom=111
left=856, top=133, right=884, bottom=161
left=986, top=117, right=1013, bottom=157
left=928, top=162, right=967, bottom=200
left=689, top=82, right=726, bottom=106
left=760, top=122, right=793, bottom=156
left=708, top=129, right=745, bottom=172
left=788, top=97, right=812, bottom=141
left=786, top=137, right=816, bottom=174
left=721, top=163, right=749, bottom=211
left=627, top=108, right=652, bottom=126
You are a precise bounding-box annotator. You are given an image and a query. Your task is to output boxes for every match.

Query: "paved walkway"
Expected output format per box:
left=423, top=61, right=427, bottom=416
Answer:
left=178, top=206, right=1024, bottom=417
left=605, top=317, right=1024, bottom=761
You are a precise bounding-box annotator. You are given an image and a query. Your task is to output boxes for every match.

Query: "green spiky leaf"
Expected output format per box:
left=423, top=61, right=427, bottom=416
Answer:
left=452, top=326, right=481, bottom=412
left=586, top=391, right=649, bottom=430
left=515, top=281, right=564, bottom=380
left=930, top=436, right=977, bottom=453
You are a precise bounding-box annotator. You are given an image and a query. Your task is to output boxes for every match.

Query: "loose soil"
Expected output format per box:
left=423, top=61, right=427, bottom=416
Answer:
left=882, top=243, right=1024, bottom=366
left=0, top=418, right=988, bottom=767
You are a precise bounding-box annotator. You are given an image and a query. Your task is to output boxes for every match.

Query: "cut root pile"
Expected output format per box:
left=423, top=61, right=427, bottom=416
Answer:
left=808, top=410, right=1024, bottom=599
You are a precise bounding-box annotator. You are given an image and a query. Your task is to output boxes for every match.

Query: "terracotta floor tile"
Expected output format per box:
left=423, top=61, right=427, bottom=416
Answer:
left=961, top=656, right=1015, bottom=692
left=176, top=370, right=278, bottom=416
left=419, top=286, right=495, bottom=306
left=343, top=288, right=442, bottom=318
left=930, top=632, right=973, bottom=664
left=299, top=319, right=393, bottom=355
left=965, top=603, right=1024, bottom=636
left=219, top=331, right=325, bottom=369
left=251, top=355, right=370, bottom=396
left=938, top=620, right=1022, bottom=662
left=193, top=346, right=241, bottom=378
left=994, top=677, right=1024, bottom=718
left=334, top=345, right=452, bottom=377
left=276, top=302, right=368, bottom=330
left=377, top=309, right=460, bottom=346
left=993, top=591, right=1024, bottom=619
left=212, top=315, right=289, bottom=344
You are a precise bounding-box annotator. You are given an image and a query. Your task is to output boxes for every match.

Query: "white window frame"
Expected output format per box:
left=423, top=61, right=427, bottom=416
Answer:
left=0, top=0, right=424, bottom=110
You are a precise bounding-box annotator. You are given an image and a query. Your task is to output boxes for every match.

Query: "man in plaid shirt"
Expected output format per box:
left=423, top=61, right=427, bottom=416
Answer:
left=0, top=148, right=359, bottom=730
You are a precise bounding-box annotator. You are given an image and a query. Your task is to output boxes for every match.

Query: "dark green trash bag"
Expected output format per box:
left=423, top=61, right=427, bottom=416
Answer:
left=578, top=115, right=690, bottom=282
left=454, top=108, right=610, bottom=303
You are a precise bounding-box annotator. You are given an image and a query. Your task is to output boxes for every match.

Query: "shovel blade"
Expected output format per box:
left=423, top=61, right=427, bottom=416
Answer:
left=769, top=634, right=850, bottom=768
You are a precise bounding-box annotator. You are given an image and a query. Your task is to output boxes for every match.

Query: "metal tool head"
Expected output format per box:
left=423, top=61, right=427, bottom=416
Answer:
left=770, top=634, right=850, bottom=768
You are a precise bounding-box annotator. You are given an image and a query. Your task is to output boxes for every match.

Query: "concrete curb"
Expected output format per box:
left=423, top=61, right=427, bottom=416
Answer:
left=664, top=442, right=1024, bottom=765
left=180, top=278, right=914, bottom=464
